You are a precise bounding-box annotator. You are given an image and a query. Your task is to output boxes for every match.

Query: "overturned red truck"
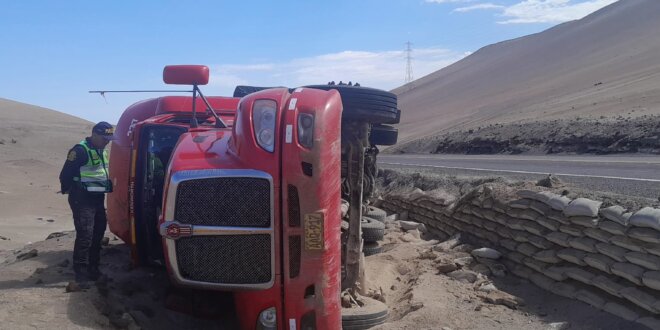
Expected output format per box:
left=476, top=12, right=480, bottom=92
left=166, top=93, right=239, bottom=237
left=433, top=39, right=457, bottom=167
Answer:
left=106, top=65, right=399, bottom=329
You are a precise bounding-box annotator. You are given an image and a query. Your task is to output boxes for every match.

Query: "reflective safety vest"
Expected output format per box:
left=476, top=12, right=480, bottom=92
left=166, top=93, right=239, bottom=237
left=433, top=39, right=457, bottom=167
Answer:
left=75, top=139, right=112, bottom=193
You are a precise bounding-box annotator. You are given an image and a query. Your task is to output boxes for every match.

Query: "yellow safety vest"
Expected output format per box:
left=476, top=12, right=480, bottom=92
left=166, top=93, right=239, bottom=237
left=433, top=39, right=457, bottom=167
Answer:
left=76, top=140, right=112, bottom=193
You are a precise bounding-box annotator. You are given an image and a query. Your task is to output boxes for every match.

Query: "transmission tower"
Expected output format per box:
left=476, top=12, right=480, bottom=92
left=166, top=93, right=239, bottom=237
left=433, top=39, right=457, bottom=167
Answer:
left=405, top=41, right=414, bottom=83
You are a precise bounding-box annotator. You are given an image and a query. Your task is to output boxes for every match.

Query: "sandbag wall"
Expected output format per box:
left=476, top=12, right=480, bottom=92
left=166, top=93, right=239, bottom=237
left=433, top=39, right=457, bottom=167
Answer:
left=380, top=187, right=660, bottom=329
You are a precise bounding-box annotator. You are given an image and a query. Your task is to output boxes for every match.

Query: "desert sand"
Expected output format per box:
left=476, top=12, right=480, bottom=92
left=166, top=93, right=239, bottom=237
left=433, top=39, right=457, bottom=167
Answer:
left=0, top=98, right=92, bottom=250
left=393, top=0, right=660, bottom=147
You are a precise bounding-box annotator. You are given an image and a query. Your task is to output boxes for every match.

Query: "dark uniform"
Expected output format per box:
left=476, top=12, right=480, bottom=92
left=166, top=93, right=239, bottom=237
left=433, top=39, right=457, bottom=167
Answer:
left=59, top=122, right=114, bottom=282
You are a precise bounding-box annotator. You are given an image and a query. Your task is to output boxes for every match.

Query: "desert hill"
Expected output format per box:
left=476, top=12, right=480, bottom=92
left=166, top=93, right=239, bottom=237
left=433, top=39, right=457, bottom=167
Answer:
left=0, top=98, right=92, bottom=249
left=393, top=0, right=660, bottom=148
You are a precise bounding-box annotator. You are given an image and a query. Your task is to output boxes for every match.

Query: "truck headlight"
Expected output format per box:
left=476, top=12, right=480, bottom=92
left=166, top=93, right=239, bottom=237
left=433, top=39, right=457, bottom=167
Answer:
left=253, top=100, right=277, bottom=152
left=297, top=113, right=314, bottom=149
left=257, top=307, right=277, bottom=329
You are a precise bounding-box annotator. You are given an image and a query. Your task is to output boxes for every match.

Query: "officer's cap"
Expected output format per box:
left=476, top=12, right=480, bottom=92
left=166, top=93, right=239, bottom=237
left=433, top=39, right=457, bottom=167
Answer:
left=92, top=121, right=116, bottom=141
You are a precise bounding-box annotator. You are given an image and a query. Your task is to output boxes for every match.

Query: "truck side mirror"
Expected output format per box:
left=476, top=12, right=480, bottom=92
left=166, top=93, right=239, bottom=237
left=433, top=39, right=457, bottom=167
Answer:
left=163, top=65, right=209, bottom=85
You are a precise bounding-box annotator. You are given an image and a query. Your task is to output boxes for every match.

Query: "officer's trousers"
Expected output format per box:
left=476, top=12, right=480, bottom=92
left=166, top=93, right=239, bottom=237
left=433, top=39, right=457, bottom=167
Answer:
left=68, top=189, right=107, bottom=271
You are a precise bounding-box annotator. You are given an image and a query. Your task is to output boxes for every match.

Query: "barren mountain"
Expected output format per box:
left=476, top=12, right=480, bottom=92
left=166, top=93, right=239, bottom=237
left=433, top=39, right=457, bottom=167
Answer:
left=393, top=0, right=660, bottom=147
left=0, top=98, right=92, bottom=249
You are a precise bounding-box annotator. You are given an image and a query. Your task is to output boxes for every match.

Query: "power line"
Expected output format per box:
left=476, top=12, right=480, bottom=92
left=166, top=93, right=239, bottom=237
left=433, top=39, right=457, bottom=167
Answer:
left=405, top=41, right=414, bottom=83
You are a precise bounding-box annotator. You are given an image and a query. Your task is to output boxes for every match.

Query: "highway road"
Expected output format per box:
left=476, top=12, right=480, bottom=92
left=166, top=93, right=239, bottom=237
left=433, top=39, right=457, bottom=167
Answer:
left=379, top=154, right=660, bottom=200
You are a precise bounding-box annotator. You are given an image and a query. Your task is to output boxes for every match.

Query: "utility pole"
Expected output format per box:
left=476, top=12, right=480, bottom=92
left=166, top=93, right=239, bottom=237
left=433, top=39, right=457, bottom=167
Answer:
left=405, top=41, right=414, bottom=83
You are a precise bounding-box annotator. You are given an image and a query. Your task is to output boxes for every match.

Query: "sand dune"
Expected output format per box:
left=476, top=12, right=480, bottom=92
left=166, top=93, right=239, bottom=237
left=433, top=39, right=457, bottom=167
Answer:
left=394, top=0, right=660, bottom=145
left=0, top=98, right=92, bottom=249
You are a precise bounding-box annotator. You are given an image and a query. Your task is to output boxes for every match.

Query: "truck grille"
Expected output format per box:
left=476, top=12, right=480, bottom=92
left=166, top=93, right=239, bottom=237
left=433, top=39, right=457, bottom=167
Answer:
left=175, top=177, right=271, bottom=227
left=176, top=235, right=272, bottom=284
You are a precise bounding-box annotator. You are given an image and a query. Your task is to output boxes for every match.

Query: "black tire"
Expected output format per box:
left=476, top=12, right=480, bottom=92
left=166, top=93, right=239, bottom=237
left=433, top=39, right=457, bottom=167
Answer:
left=362, top=242, right=383, bottom=256
left=342, top=296, right=389, bottom=329
left=369, top=125, right=398, bottom=146
left=304, top=85, right=398, bottom=123
left=365, top=206, right=387, bottom=221
left=362, top=217, right=385, bottom=242
left=233, top=85, right=286, bottom=98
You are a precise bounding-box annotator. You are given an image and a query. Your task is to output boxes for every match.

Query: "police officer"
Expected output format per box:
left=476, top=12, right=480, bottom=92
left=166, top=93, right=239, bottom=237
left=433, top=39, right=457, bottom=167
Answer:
left=59, top=122, right=114, bottom=283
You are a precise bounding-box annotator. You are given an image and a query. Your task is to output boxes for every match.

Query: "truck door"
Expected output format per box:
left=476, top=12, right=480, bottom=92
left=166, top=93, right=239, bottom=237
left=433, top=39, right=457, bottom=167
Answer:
left=134, top=124, right=186, bottom=265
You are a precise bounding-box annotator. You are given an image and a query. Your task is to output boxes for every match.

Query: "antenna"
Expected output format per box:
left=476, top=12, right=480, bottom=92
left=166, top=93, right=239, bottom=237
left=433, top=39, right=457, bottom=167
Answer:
left=405, top=41, right=414, bottom=83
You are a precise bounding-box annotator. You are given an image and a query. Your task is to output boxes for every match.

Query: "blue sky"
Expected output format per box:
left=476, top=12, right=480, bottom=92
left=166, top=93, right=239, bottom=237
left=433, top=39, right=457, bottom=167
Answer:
left=0, top=0, right=617, bottom=123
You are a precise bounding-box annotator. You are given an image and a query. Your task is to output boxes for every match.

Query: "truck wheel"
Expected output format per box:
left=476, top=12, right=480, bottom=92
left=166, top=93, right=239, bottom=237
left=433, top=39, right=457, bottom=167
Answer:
left=369, top=125, right=398, bottom=146
left=365, top=206, right=387, bottom=222
left=362, top=242, right=383, bottom=256
left=362, top=217, right=384, bottom=242
left=304, top=85, right=398, bottom=123
left=342, top=296, right=389, bottom=329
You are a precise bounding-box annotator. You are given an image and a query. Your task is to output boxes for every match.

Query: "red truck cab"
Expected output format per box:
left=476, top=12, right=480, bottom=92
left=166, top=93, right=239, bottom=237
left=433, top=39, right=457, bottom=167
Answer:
left=107, top=65, right=399, bottom=329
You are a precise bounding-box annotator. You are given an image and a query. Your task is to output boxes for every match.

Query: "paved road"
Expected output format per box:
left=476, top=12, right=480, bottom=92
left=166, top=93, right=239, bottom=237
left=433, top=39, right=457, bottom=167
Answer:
left=379, top=154, right=660, bottom=199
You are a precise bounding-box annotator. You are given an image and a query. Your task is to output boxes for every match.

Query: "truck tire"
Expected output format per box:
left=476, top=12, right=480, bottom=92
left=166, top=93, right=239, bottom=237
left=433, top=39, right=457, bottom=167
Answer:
left=369, top=125, right=398, bottom=146
left=233, top=85, right=287, bottom=98
left=342, top=296, right=389, bottom=329
left=304, top=85, right=398, bottom=123
left=365, top=206, right=387, bottom=222
left=362, top=242, right=383, bottom=256
left=362, top=217, right=384, bottom=242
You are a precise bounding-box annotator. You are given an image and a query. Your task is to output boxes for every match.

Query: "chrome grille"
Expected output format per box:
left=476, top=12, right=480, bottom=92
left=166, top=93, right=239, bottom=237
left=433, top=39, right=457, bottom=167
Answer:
left=176, top=235, right=272, bottom=284
left=175, top=177, right=270, bottom=227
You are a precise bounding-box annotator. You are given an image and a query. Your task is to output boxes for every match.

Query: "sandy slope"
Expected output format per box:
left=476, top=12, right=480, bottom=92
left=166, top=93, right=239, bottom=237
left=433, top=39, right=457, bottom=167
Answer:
left=0, top=98, right=92, bottom=249
left=393, top=0, right=660, bottom=145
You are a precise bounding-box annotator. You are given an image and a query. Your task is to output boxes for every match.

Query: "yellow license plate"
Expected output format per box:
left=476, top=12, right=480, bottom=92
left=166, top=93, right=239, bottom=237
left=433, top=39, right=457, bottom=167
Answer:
left=304, top=212, right=324, bottom=251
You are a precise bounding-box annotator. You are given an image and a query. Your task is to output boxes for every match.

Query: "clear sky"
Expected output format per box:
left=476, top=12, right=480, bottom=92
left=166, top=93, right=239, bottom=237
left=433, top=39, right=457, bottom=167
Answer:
left=0, top=0, right=617, bottom=123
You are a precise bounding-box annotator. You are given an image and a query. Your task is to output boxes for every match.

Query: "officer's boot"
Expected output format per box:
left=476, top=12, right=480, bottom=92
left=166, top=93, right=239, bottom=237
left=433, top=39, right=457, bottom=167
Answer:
left=73, top=264, right=90, bottom=284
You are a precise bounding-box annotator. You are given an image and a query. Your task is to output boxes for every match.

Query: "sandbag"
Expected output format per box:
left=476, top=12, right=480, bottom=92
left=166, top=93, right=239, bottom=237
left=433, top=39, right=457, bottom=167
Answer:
left=547, top=211, right=570, bottom=225
left=522, top=222, right=548, bottom=236
left=584, top=253, right=615, bottom=274
left=598, top=220, right=627, bottom=236
left=547, top=232, right=572, bottom=247
left=630, top=207, right=660, bottom=231
left=527, top=235, right=554, bottom=250
left=536, top=216, right=561, bottom=231
left=523, top=257, right=548, bottom=273
left=628, top=227, right=660, bottom=244
left=642, top=271, right=660, bottom=291
left=506, top=251, right=526, bottom=264
left=583, top=228, right=613, bottom=243
left=548, top=195, right=572, bottom=211
left=559, top=225, right=583, bottom=237
left=543, top=266, right=568, bottom=281
left=529, top=273, right=555, bottom=291
left=564, top=198, right=602, bottom=218
left=625, top=251, right=660, bottom=271
left=609, top=235, right=645, bottom=253
left=565, top=267, right=595, bottom=285
left=600, top=205, right=630, bottom=226
left=519, top=209, right=540, bottom=221
left=530, top=201, right=551, bottom=216
left=619, top=287, right=659, bottom=314
left=611, top=262, right=645, bottom=285
left=645, top=244, right=660, bottom=258
left=595, top=243, right=628, bottom=262
left=591, top=275, right=625, bottom=298
left=551, top=281, right=577, bottom=299
left=484, top=231, right=500, bottom=244
left=472, top=247, right=502, bottom=259
left=500, top=239, right=519, bottom=252
left=493, top=213, right=509, bottom=226
left=507, top=219, right=527, bottom=231
left=516, top=243, right=539, bottom=257
left=575, top=289, right=606, bottom=309
left=509, top=199, right=531, bottom=210
left=511, top=230, right=531, bottom=243
left=517, top=190, right=549, bottom=202
left=603, top=302, right=640, bottom=322
left=534, top=250, right=562, bottom=264
left=482, top=209, right=497, bottom=222
left=496, top=227, right=514, bottom=239
left=557, top=248, right=588, bottom=266
left=568, top=216, right=599, bottom=228
left=511, top=264, right=534, bottom=279
left=569, top=237, right=598, bottom=253
left=482, top=220, right=499, bottom=232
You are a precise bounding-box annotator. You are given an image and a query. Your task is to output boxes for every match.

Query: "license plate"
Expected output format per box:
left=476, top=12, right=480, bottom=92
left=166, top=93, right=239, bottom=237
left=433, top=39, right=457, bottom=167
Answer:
left=304, top=212, right=324, bottom=251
